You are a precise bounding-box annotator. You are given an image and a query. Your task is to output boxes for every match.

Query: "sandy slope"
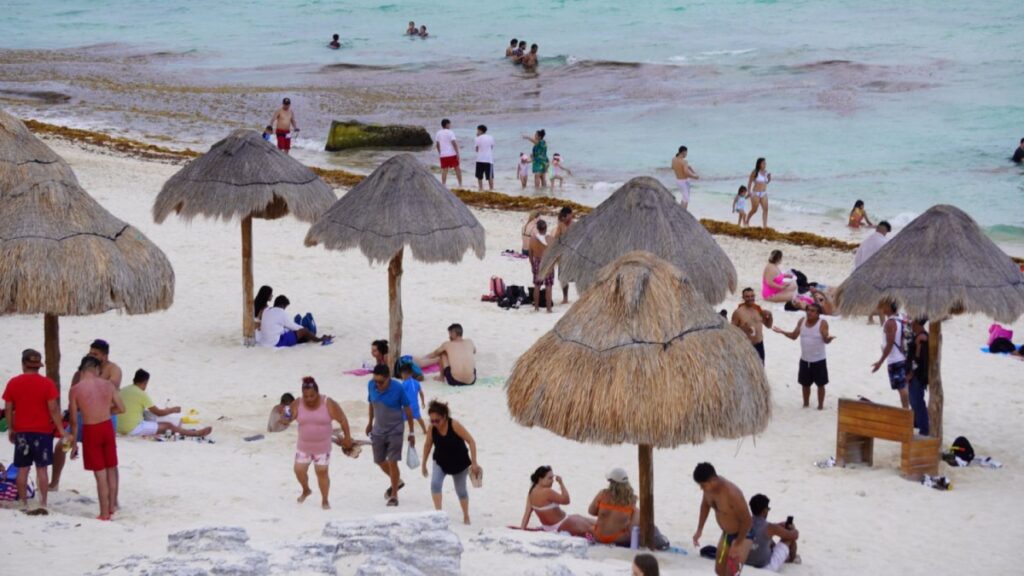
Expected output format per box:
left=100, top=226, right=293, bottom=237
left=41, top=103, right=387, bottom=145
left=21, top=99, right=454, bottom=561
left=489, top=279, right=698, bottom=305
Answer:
left=0, top=142, right=1020, bottom=575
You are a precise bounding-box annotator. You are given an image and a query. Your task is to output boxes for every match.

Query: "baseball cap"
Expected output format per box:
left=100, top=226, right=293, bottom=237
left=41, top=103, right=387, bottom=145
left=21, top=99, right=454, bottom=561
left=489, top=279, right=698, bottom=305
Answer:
left=606, top=467, right=629, bottom=484
left=21, top=349, right=42, bottom=368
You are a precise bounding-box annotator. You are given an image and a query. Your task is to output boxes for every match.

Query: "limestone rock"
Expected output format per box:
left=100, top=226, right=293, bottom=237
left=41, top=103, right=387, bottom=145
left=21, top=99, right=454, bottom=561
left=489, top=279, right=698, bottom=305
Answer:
left=324, top=511, right=462, bottom=575
left=324, top=120, right=432, bottom=151
left=470, top=529, right=589, bottom=559
left=355, top=556, right=427, bottom=576
left=167, top=526, right=251, bottom=554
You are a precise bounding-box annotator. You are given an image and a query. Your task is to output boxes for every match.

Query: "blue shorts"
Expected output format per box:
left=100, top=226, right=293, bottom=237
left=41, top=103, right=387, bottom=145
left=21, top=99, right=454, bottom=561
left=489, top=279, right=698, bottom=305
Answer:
left=887, top=361, right=907, bottom=390
left=13, top=432, right=54, bottom=468
left=276, top=331, right=299, bottom=347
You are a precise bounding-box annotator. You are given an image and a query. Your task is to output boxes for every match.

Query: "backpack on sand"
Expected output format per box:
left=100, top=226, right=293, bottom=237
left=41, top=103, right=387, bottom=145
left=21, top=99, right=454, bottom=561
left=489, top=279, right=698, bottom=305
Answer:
left=943, top=436, right=975, bottom=466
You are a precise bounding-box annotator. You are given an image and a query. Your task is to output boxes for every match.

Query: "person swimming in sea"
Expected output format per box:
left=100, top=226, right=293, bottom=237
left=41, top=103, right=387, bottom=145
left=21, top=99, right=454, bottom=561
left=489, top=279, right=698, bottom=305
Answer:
left=848, top=200, right=873, bottom=228
left=418, top=25, right=429, bottom=38
left=407, top=21, right=417, bottom=35
left=512, top=40, right=527, bottom=64
left=328, top=34, right=341, bottom=49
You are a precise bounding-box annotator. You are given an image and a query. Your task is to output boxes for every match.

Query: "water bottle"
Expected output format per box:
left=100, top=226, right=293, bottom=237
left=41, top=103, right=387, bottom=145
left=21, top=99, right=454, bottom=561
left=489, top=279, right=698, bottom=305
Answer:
left=284, top=406, right=292, bottom=419
left=630, top=526, right=640, bottom=550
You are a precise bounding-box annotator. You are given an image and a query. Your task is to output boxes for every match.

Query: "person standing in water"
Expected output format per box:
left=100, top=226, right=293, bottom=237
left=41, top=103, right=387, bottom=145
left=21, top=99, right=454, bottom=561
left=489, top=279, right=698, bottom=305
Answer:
left=474, top=124, right=495, bottom=191
left=406, top=21, right=417, bottom=35
left=671, top=146, right=699, bottom=210
left=328, top=34, right=341, bottom=49
left=505, top=38, right=518, bottom=57
left=523, top=44, right=539, bottom=69
left=269, top=98, right=300, bottom=155
left=746, top=157, right=771, bottom=228
left=523, top=130, right=549, bottom=189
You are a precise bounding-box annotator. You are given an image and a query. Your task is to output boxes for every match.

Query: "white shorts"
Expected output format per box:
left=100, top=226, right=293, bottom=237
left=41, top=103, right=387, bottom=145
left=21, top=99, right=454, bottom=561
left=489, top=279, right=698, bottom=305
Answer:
left=676, top=179, right=691, bottom=204
left=129, top=421, right=159, bottom=437
left=765, top=541, right=789, bottom=572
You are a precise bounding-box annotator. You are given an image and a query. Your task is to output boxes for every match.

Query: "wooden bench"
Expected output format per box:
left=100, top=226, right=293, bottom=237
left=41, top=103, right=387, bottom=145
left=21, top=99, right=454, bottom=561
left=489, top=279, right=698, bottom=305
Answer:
left=836, top=398, right=940, bottom=479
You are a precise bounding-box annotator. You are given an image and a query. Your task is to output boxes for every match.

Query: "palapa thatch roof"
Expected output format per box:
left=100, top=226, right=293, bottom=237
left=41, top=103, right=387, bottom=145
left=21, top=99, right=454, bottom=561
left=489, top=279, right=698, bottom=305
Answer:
left=153, top=129, right=335, bottom=223
left=506, top=251, right=770, bottom=448
left=0, top=110, right=174, bottom=316
left=539, top=176, right=736, bottom=304
left=305, top=153, right=485, bottom=264
left=835, top=205, right=1024, bottom=323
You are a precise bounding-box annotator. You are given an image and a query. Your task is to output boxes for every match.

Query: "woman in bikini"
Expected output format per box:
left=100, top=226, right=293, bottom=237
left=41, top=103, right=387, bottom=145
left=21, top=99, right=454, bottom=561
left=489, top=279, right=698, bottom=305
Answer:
left=848, top=200, right=874, bottom=229
left=587, top=468, right=670, bottom=549
left=745, top=157, right=772, bottom=228
left=521, top=209, right=543, bottom=256
left=520, top=466, right=593, bottom=536
left=762, top=249, right=798, bottom=303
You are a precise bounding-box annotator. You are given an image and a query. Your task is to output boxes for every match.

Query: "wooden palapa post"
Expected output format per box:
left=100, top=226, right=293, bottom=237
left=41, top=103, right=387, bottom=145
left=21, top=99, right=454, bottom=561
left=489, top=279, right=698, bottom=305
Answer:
left=241, top=216, right=255, bottom=346
left=44, top=313, right=61, bottom=387
left=388, top=247, right=404, bottom=362
left=638, top=444, right=655, bottom=549
left=926, top=320, right=943, bottom=442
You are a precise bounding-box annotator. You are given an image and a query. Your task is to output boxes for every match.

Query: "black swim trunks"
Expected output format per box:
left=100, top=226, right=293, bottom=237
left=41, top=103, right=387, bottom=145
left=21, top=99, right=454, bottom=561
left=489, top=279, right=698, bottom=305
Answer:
left=13, top=432, right=54, bottom=468
left=753, top=341, right=765, bottom=363
left=475, top=162, right=494, bottom=180
left=444, top=367, right=476, bottom=387
left=798, top=359, right=829, bottom=386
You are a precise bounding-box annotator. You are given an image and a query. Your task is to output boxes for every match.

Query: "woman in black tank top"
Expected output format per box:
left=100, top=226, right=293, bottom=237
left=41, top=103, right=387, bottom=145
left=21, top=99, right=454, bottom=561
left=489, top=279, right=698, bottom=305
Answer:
left=420, top=400, right=481, bottom=524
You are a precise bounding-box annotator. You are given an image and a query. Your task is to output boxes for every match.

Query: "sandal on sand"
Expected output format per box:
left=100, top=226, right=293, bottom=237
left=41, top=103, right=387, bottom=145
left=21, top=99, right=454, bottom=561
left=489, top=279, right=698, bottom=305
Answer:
left=386, top=496, right=399, bottom=507
left=384, top=481, right=405, bottom=499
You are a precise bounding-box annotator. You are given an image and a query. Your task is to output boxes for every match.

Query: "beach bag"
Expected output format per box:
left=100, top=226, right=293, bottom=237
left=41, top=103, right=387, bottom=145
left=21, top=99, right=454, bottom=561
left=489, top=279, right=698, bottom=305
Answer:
left=405, top=441, right=420, bottom=469
left=946, top=436, right=975, bottom=465
left=1, top=465, right=36, bottom=501
left=891, top=314, right=914, bottom=357
left=988, top=324, right=1013, bottom=347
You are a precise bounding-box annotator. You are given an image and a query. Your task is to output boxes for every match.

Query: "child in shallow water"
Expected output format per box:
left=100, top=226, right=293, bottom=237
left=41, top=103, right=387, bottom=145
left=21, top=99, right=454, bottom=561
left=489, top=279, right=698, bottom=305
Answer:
left=732, top=185, right=750, bottom=226
left=550, top=153, right=573, bottom=189
left=518, top=153, right=532, bottom=189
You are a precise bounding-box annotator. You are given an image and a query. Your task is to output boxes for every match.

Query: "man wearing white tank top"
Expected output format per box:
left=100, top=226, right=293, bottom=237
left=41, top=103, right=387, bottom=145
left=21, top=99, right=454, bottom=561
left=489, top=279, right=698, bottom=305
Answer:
left=773, top=304, right=835, bottom=409
left=871, top=301, right=910, bottom=409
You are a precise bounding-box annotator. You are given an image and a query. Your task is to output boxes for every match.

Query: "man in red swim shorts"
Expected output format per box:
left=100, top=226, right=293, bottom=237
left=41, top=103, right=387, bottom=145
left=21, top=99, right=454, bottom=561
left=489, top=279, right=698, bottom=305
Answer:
left=269, top=97, right=300, bottom=155
left=68, top=356, right=124, bottom=520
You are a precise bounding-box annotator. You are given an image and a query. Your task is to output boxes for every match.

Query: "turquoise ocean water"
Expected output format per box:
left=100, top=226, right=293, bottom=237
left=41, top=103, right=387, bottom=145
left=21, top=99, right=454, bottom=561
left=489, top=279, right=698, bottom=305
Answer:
left=1, top=0, right=1022, bottom=251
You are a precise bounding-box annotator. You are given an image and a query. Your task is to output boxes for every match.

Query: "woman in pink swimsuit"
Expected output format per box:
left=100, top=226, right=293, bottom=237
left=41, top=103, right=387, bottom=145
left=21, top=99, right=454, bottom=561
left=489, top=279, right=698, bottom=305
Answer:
left=762, top=249, right=797, bottom=303
left=289, top=377, right=354, bottom=509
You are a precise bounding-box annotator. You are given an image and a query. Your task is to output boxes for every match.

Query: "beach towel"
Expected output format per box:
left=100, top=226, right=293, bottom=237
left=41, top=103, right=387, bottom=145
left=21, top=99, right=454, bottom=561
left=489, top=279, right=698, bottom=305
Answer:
left=979, top=344, right=1020, bottom=355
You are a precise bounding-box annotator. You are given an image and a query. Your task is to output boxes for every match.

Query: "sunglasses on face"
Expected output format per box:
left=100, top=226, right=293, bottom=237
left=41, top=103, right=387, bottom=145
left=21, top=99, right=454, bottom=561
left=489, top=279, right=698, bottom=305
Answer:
left=429, top=418, right=442, bottom=425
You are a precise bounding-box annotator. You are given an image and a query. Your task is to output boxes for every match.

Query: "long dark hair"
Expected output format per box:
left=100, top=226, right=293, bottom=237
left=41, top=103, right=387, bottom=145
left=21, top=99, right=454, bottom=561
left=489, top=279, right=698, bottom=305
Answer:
left=751, top=157, right=766, bottom=179
left=529, top=466, right=552, bottom=493
left=254, top=285, right=273, bottom=318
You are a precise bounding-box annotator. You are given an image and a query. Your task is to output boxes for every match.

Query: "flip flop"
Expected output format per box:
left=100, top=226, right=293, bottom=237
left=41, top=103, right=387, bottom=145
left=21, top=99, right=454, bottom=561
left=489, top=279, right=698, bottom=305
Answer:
left=386, top=496, right=398, bottom=507
left=384, top=481, right=405, bottom=499
left=321, top=337, right=334, bottom=347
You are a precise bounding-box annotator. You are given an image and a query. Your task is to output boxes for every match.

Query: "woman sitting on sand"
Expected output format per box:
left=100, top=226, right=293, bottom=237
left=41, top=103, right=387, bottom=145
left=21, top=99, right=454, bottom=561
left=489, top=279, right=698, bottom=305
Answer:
left=848, top=200, right=874, bottom=228
left=587, top=468, right=669, bottom=549
left=762, top=250, right=798, bottom=303
left=254, top=285, right=273, bottom=329
left=288, top=377, right=354, bottom=510
left=520, top=466, right=593, bottom=536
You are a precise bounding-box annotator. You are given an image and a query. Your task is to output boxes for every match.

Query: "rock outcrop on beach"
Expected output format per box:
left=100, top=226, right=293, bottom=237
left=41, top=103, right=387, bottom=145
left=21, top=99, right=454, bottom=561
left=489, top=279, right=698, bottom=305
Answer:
left=324, top=120, right=432, bottom=151
left=323, top=511, right=464, bottom=574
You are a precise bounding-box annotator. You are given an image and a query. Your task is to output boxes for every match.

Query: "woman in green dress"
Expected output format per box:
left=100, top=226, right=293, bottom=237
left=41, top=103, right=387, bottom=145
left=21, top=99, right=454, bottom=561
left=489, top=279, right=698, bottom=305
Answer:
left=523, top=129, right=549, bottom=189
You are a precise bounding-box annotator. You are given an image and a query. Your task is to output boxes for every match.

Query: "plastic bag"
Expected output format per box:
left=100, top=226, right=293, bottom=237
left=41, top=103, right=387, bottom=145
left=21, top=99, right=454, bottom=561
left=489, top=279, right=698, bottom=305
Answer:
left=406, top=441, right=420, bottom=469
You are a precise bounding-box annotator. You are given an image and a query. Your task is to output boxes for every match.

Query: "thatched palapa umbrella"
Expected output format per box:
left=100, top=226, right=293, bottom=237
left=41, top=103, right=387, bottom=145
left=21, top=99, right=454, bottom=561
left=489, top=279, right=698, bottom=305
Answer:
left=305, top=154, right=485, bottom=360
left=153, top=129, right=335, bottom=344
left=539, top=176, right=736, bottom=304
left=0, top=110, right=174, bottom=385
left=835, top=204, right=1024, bottom=441
left=506, top=251, right=771, bottom=547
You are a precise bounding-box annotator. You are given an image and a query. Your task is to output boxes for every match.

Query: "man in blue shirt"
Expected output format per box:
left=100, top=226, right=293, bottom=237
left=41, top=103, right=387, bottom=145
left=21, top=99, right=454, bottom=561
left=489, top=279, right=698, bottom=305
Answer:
left=366, top=364, right=414, bottom=507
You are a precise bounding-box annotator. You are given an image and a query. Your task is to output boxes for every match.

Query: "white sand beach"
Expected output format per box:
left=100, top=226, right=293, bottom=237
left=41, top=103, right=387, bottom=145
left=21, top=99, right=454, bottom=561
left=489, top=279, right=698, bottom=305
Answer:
left=1, top=141, right=1021, bottom=575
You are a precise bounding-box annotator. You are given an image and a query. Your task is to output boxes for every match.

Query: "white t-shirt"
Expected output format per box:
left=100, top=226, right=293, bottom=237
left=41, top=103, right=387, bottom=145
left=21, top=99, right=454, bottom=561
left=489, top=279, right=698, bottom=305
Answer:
left=256, top=307, right=302, bottom=347
left=853, top=232, right=888, bottom=270
left=475, top=134, right=495, bottom=163
left=436, top=129, right=458, bottom=158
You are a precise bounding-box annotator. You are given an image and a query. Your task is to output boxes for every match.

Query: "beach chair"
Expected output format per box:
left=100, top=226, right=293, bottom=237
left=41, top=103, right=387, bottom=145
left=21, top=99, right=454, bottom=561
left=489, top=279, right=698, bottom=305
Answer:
left=835, top=398, right=940, bottom=480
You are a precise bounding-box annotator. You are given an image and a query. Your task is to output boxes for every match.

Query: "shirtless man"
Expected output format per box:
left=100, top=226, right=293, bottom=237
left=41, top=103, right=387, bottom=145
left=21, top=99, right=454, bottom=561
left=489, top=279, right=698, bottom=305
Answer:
left=671, top=145, right=699, bottom=210
left=551, top=207, right=574, bottom=304
left=505, top=38, right=518, bottom=57
left=406, top=21, right=417, bottom=35
left=523, top=44, right=539, bottom=69
left=529, top=220, right=554, bottom=312
left=269, top=98, right=299, bottom=155
left=68, top=356, right=124, bottom=520
left=417, top=324, right=476, bottom=386
left=71, top=339, right=122, bottom=389
left=731, top=287, right=772, bottom=364
left=692, top=462, right=753, bottom=576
